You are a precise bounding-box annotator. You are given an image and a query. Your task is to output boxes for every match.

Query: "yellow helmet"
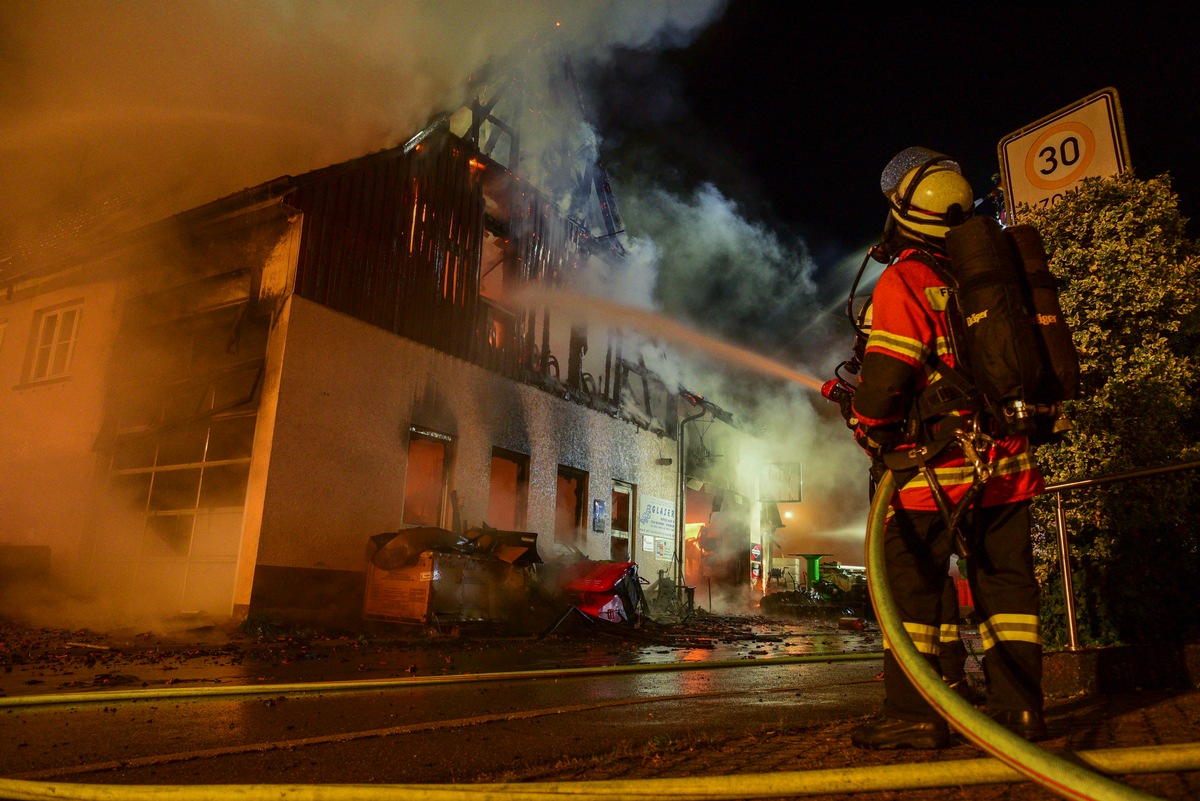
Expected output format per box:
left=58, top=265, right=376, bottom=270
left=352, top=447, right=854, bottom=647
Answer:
left=881, top=147, right=974, bottom=240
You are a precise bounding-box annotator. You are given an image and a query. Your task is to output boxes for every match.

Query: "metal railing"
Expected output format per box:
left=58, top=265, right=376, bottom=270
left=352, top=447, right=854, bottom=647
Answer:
left=1042, top=458, right=1200, bottom=650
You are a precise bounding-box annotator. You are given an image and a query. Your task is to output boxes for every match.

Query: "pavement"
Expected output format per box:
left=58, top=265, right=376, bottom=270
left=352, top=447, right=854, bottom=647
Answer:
left=3, top=613, right=1200, bottom=799
left=491, top=684, right=1200, bottom=800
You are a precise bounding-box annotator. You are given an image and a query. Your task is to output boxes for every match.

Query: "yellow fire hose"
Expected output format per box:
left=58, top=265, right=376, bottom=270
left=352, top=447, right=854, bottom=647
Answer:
left=0, top=652, right=884, bottom=710
left=0, top=743, right=1198, bottom=800
left=1, top=475, right=1198, bottom=799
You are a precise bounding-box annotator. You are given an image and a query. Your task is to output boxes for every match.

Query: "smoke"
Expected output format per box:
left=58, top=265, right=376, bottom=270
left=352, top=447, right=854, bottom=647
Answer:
left=0, top=0, right=725, bottom=249
left=625, top=183, right=818, bottom=351
left=554, top=176, right=873, bottom=564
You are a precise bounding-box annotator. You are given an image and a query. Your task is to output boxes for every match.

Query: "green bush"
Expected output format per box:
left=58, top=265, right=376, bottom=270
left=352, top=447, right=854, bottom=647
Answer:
left=1018, top=173, right=1200, bottom=647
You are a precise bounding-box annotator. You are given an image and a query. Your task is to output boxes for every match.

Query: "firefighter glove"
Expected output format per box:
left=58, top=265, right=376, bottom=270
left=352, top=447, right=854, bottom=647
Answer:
left=854, top=422, right=901, bottom=458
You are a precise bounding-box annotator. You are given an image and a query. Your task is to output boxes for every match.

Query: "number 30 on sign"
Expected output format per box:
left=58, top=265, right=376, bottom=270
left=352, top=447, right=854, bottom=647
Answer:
left=998, top=87, right=1130, bottom=219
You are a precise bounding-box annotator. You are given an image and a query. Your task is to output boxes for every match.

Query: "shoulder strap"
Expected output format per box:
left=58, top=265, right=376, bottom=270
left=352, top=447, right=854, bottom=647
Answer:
left=897, top=250, right=982, bottom=422
left=904, top=248, right=958, bottom=289
left=912, top=349, right=985, bottom=425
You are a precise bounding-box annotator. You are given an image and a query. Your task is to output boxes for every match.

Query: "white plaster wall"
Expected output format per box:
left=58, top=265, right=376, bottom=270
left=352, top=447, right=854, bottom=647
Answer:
left=0, top=279, right=122, bottom=583
left=253, top=296, right=678, bottom=581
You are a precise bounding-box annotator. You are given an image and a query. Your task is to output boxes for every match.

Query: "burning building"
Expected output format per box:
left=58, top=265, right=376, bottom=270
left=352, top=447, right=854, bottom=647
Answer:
left=0, top=65, right=772, bottom=629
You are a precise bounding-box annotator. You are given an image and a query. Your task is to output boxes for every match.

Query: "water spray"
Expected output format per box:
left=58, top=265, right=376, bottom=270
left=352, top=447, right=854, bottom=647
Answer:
left=511, top=286, right=827, bottom=393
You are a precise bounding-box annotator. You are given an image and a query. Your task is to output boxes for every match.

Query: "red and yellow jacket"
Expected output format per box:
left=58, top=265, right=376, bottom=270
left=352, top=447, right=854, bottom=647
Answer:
left=851, top=249, right=1043, bottom=512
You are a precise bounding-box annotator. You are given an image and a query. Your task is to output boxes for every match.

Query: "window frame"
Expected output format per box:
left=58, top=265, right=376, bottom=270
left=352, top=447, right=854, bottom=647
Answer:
left=609, top=480, right=635, bottom=560
left=25, top=300, right=83, bottom=384
left=611, top=480, right=635, bottom=536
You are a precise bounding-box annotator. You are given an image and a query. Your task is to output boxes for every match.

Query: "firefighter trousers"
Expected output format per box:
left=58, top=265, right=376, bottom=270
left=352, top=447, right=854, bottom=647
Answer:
left=939, top=575, right=967, bottom=684
left=881, top=501, right=1042, bottom=722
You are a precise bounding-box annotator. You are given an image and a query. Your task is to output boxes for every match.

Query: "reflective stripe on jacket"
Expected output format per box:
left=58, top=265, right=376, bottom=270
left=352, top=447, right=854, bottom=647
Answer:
left=851, top=249, right=1043, bottom=511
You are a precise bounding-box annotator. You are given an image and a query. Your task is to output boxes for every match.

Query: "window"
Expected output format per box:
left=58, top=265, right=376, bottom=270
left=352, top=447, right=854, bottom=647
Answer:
left=27, top=301, right=82, bottom=382
left=403, top=427, right=454, bottom=527
left=610, top=481, right=634, bottom=561
left=107, top=411, right=256, bottom=565
left=554, top=465, right=588, bottom=546
left=91, top=302, right=267, bottom=616
left=487, top=448, right=529, bottom=530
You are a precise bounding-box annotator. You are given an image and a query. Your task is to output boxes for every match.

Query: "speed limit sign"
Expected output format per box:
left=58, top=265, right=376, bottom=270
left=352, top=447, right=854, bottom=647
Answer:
left=998, top=87, right=1130, bottom=219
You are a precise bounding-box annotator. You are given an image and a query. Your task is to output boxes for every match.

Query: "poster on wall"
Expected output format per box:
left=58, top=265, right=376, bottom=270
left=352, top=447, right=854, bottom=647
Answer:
left=639, top=496, right=676, bottom=559
left=592, top=499, right=607, bottom=532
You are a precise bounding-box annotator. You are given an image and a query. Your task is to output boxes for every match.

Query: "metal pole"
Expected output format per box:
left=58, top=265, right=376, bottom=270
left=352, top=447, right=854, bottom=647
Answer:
left=1053, top=493, right=1081, bottom=651
left=675, top=419, right=685, bottom=592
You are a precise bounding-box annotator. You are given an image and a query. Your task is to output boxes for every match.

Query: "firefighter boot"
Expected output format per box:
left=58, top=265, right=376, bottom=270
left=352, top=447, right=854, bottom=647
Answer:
left=850, top=716, right=949, bottom=750
left=988, top=709, right=1048, bottom=741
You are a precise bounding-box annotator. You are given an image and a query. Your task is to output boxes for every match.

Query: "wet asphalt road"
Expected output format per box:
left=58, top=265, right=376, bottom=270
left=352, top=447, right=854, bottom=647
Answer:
left=1, top=624, right=890, bottom=785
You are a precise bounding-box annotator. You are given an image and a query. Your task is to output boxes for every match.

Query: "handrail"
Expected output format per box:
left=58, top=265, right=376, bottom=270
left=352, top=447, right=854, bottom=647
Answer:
left=1044, top=458, right=1200, bottom=493
left=1040, top=458, right=1200, bottom=650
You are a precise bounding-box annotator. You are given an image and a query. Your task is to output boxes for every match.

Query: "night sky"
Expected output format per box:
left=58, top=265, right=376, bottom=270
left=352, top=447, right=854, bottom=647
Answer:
left=595, top=3, right=1199, bottom=268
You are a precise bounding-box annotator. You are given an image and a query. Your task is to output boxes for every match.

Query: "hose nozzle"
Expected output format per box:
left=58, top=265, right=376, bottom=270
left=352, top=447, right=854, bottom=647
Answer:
left=821, top=378, right=855, bottom=405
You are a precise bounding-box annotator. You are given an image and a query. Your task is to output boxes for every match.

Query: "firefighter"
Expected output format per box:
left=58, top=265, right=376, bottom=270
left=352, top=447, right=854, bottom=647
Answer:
left=848, top=147, right=1046, bottom=749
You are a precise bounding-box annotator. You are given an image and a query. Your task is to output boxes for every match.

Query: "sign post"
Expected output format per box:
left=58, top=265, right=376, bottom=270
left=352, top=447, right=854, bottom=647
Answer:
left=998, top=87, right=1130, bottom=220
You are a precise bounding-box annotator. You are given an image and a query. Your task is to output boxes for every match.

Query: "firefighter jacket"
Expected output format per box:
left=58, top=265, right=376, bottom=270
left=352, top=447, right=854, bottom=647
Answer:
left=851, top=248, right=1044, bottom=512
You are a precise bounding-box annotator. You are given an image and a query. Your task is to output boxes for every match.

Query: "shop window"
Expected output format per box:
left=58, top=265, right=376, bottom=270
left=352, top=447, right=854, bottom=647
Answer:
left=27, top=301, right=82, bottom=382
left=487, top=448, right=529, bottom=530
left=610, top=480, right=634, bottom=560
left=403, top=427, right=454, bottom=527
left=554, top=465, right=588, bottom=546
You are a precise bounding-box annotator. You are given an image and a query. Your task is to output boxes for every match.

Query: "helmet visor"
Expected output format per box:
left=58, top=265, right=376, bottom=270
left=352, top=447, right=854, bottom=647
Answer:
left=880, top=147, right=962, bottom=197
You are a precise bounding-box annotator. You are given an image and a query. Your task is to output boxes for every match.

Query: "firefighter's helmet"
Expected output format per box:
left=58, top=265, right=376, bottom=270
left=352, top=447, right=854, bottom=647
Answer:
left=881, top=147, right=974, bottom=240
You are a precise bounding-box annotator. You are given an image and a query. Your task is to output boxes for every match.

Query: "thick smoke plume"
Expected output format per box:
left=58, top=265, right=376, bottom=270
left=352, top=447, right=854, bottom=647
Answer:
left=0, top=0, right=725, bottom=248
left=625, top=183, right=818, bottom=354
